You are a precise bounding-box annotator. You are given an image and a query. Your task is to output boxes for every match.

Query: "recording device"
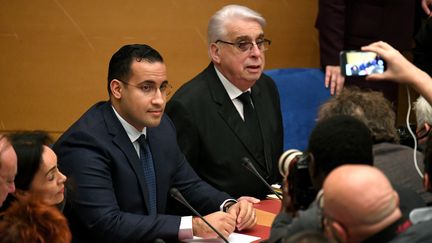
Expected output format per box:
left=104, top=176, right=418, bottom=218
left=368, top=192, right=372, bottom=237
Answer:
left=241, top=157, right=282, bottom=200
left=339, top=50, right=386, bottom=77
left=169, top=188, right=229, bottom=243
left=278, top=149, right=317, bottom=210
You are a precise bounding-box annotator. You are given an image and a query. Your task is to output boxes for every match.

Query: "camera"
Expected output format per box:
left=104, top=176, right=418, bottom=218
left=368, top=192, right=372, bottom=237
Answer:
left=279, top=149, right=317, bottom=210
left=339, top=50, right=386, bottom=77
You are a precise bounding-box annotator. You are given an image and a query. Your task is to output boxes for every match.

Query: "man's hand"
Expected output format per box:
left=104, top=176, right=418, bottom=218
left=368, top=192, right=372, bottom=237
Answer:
left=227, top=200, right=257, bottom=231
left=325, top=65, right=345, bottom=96
left=422, top=0, right=432, bottom=16
left=192, top=211, right=236, bottom=239
left=237, top=196, right=260, bottom=204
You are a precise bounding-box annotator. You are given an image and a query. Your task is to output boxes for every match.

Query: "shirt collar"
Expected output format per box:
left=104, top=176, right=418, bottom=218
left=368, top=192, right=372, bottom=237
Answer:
left=112, top=106, right=146, bottom=143
left=214, top=66, right=251, bottom=100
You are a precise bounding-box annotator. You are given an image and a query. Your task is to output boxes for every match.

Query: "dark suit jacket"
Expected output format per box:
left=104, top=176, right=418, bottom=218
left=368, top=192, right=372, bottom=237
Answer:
left=165, top=63, right=283, bottom=199
left=53, top=101, right=231, bottom=243
left=414, top=17, right=432, bottom=76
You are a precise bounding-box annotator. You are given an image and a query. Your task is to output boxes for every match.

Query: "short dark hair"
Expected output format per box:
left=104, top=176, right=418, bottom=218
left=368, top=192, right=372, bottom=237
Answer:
left=107, top=44, right=164, bottom=95
left=308, top=115, right=374, bottom=175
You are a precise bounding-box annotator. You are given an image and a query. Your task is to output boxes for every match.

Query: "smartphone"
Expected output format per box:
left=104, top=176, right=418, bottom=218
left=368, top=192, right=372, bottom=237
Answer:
left=339, top=50, right=386, bottom=77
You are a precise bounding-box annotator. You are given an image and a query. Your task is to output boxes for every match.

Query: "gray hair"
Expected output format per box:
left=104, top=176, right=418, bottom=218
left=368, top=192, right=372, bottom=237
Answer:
left=207, top=5, right=266, bottom=45
left=414, top=96, right=432, bottom=126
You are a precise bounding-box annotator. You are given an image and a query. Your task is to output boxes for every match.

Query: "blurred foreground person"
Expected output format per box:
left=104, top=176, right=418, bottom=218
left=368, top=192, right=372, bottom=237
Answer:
left=0, top=195, right=71, bottom=243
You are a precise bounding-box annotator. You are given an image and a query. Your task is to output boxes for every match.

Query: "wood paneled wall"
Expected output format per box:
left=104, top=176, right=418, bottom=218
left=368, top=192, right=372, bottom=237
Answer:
left=0, top=0, right=319, bottom=139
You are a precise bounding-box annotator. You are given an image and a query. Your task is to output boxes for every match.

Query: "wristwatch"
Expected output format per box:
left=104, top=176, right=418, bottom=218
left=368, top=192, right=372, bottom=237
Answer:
left=222, top=199, right=237, bottom=212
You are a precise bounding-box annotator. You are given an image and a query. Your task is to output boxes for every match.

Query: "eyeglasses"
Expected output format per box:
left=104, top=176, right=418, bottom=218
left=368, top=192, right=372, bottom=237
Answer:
left=215, top=39, right=271, bottom=52
left=118, top=80, right=172, bottom=98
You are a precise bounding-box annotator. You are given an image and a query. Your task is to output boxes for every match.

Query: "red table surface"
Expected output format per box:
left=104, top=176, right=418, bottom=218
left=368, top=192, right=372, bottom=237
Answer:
left=245, top=199, right=281, bottom=242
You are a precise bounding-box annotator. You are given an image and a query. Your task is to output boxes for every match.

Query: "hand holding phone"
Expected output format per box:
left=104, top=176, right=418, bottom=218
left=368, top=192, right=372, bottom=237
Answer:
left=340, top=50, right=386, bottom=77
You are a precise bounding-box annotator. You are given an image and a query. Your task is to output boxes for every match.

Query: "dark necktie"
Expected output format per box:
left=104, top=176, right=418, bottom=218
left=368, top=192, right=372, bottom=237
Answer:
left=137, top=135, right=157, bottom=214
left=238, top=91, right=263, bottom=150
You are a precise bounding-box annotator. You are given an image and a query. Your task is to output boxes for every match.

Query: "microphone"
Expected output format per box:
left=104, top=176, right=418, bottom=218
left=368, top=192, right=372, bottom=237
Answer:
left=241, top=157, right=282, bottom=200
left=169, top=188, right=229, bottom=243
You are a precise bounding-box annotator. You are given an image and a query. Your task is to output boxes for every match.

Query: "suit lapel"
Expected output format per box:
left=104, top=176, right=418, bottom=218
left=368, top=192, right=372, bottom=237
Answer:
left=206, top=64, right=267, bottom=170
left=102, top=103, right=152, bottom=213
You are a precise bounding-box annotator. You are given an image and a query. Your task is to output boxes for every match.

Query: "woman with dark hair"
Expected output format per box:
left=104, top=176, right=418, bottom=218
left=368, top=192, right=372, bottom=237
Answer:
left=0, top=131, right=67, bottom=211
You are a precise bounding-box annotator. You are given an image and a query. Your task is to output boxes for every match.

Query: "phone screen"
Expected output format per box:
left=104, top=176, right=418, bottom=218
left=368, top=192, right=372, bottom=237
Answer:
left=340, top=51, right=386, bottom=77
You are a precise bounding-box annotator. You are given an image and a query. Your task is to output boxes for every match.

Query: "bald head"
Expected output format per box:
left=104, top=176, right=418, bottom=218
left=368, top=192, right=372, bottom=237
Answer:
left=0, top=135, right=17, bottom=207
left=323, top=165, right=401, bottom=243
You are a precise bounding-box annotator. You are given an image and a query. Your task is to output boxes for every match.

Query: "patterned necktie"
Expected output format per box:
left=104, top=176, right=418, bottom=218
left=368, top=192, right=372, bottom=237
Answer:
left=137, top=134, right=157, bottom=214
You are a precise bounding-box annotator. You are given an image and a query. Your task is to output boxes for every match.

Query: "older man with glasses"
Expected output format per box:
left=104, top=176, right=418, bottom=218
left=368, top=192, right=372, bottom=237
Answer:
left=166, top=4, right=283, bottom=200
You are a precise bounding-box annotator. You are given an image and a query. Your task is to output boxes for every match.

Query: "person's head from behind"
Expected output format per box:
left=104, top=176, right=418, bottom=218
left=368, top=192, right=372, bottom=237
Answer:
left=414, top=96, right=432, bottom=145
left=0, top=135, right=17, bottom=207
left=0, top=195, right=71, bottom=243
left=307, top=115, right=373, bottom=189
left=9, top=131, right=66, bottom=206
left=107, top=44, right=170, bottom=131
left=322, top=165, right=401, bottom=243
left=208, top=4, right=270, bottom=91
left=317, top=87, right=398, bottom=144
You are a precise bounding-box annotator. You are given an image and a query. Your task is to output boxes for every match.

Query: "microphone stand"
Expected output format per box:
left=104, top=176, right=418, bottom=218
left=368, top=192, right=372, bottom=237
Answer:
left=170, top=188, right=229, bottom=243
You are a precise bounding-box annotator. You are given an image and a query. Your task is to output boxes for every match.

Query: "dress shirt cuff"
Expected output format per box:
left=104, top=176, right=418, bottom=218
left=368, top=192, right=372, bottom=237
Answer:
left=179, top=216, right=193, bottom=240
left=220, top=199, right=237, bottom=212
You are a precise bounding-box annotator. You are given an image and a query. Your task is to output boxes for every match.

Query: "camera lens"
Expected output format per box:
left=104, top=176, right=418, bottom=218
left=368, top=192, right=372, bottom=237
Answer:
left=278, top=149, right=303, bottom=176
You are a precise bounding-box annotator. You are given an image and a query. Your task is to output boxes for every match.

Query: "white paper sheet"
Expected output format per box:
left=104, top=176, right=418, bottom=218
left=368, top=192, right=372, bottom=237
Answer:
left=182, top=232, right=260, bottom=242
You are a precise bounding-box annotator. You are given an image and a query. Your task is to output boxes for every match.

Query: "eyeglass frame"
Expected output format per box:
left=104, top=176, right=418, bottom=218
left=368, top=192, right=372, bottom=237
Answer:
left=116, top=79, right=173, bottom=98
left=215, top=38, right=272, bottom=52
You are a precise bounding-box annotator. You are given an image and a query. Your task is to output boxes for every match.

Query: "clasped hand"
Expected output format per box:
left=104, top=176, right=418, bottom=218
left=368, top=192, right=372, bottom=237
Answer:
left=193, top=198, right=258, bottom=239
